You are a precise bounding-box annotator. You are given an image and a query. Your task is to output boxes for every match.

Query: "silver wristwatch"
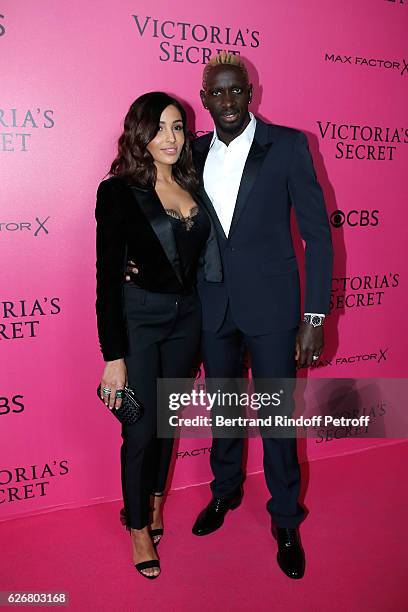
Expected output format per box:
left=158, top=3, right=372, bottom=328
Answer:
left=303, top=314, right=325, bottom=327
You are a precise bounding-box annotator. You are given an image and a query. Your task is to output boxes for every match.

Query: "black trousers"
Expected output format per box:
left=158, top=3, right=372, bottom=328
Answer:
left=121, top=284, right=201, bottom=529
left=201, top=302, right=305, bottom=529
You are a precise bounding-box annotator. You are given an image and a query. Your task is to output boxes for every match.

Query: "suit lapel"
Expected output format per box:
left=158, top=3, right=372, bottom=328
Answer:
left=193, top=119, right=273, bottom=240
left=228, top=128, right=272, bottom=237
left=130, top=186, right=183, bottom=286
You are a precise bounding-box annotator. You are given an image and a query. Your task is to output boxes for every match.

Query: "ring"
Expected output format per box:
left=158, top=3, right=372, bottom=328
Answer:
left=102, top=387, right=111, bottom=395
left=115, top=390, right=124, bottom=398
left=312, top=355, right=319, bottom=361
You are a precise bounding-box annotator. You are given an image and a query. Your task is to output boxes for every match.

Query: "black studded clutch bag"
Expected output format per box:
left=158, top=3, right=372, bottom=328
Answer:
left=97, top=385, right=143, bottom=425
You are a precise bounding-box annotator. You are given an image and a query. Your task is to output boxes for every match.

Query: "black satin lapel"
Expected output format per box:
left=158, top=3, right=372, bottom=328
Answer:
left=196, top=186, right=227, bottom=242
left=194, top=148, right=209, bottom=179
left=228, top=140, right=272, bottom=237
left=192, top=133, right=213, bottom=178
left=130, top=187, right=183, bottom=286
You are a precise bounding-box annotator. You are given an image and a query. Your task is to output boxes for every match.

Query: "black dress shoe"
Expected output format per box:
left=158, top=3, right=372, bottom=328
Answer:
left=192, top=491, right=242, bottom=536
left=272, top=525, right=305, bottom=579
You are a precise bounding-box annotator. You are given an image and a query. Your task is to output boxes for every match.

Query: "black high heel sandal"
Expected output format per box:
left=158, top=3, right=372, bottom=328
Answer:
left=135, top=559, right=161, bottom=580
left=127, top=524, right=161, bottom=579
left=149, top=492, right=164, bottom=546
left=120, top=492, right=165, bottom=546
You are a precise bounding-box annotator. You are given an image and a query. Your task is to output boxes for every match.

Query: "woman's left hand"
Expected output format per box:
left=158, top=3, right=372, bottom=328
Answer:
left=99, top=358, right=127, bottom=410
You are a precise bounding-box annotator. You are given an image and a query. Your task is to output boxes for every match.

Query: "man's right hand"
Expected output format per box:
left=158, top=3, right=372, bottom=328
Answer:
left=125, top=259, right=139, bottom=281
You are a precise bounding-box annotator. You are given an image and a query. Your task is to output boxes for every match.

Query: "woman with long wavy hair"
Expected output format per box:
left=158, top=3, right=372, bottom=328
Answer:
left=95, top=92, right=221, bottom=579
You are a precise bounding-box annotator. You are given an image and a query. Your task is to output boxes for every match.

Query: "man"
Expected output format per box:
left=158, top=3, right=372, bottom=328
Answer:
left=190, top=53, right=333, bottom=580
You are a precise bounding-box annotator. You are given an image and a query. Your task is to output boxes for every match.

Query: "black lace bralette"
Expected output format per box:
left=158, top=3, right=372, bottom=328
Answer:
left=164, top=205, right=199, bottom=231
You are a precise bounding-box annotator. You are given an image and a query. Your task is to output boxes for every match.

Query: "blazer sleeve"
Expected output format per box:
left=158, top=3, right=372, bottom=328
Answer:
left=287, top=131, right=333, bottom=314
left=95, top=179, right=127, bottom=361
left=197, top=202, right=223, bottom=283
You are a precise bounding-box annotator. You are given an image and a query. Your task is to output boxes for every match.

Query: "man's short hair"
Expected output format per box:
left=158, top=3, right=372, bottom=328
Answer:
left=202, top=52, right=250, bottom=90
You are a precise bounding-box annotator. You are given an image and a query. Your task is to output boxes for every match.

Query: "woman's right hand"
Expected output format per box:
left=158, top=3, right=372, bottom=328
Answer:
left=99, top=358, right=127, bottom=410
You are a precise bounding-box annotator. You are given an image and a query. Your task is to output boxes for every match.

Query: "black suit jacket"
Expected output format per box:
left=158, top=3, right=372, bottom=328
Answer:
left=192, top=117, right=333, bottom=333
left=95, top=176, right=222, bottom=360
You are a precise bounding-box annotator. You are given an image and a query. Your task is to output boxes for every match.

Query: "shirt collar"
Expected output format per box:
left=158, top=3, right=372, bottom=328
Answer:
left=210, top=112, right=256, bottom=149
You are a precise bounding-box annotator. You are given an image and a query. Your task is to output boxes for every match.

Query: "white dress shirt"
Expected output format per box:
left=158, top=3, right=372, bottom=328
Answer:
left=202, top=112, right=325, bottom=323
left=203, top=112, right=256, bottom=237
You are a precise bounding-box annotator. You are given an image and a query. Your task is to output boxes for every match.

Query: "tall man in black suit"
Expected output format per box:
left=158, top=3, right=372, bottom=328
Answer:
left=190, top=53, right=333, bottom=579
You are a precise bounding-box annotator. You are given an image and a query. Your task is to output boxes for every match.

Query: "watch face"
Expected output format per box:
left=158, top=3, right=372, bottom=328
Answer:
left=312, top=315, right=322, bottom=326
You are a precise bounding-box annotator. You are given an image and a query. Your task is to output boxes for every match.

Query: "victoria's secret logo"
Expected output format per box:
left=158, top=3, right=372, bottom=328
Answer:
left=132, top=15, right=260, bottom=63
left=0, top=297, right=61, bottom=340
left=330, top=273, right=400, bottom=310
left=0, top=108, right=55, bottom=152
left=317, top=121, right=408, bottom=161
left=0, top=460, right=69, bottom=504
left=314, top=401, right=386, bottom=444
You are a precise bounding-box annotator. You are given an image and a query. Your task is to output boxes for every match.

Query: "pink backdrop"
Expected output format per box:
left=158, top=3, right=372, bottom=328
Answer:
left=1, top=0, right=406, bottom=520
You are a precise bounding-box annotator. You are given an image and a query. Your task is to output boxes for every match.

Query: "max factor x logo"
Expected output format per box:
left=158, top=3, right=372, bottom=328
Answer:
left=313, top=348, right=389, bottom=367
left=0, top=217, right=50, bottom=236
left=325, top=53, right=408, bottom=76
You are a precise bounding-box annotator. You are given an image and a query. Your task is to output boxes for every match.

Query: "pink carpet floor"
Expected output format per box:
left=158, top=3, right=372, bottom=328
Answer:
left=1, top=441, right=407, bottom=612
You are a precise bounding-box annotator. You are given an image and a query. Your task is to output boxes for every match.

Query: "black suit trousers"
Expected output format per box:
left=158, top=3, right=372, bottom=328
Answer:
left=201, top=302, right=305, bottom=528
left=121, top=284, right=201, bottom=529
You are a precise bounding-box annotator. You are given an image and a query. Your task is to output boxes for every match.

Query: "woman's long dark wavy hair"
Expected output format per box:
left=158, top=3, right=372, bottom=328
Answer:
left=109, top=92, right=198, bottom=194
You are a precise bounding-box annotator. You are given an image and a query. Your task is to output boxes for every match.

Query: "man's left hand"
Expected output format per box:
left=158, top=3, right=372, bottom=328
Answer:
left=295, top=322, right=324, bottom=368
left=125, top=260, right=139, bottom=282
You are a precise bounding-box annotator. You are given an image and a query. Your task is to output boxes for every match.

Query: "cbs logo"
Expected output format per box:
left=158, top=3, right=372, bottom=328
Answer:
left=0, top=395, right=24, bottom=415
left=330, top=209, right=379, bottom=228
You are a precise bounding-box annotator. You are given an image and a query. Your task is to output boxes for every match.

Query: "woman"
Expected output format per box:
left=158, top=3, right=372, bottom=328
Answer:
left=95, top=92, right=221, bottom=579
